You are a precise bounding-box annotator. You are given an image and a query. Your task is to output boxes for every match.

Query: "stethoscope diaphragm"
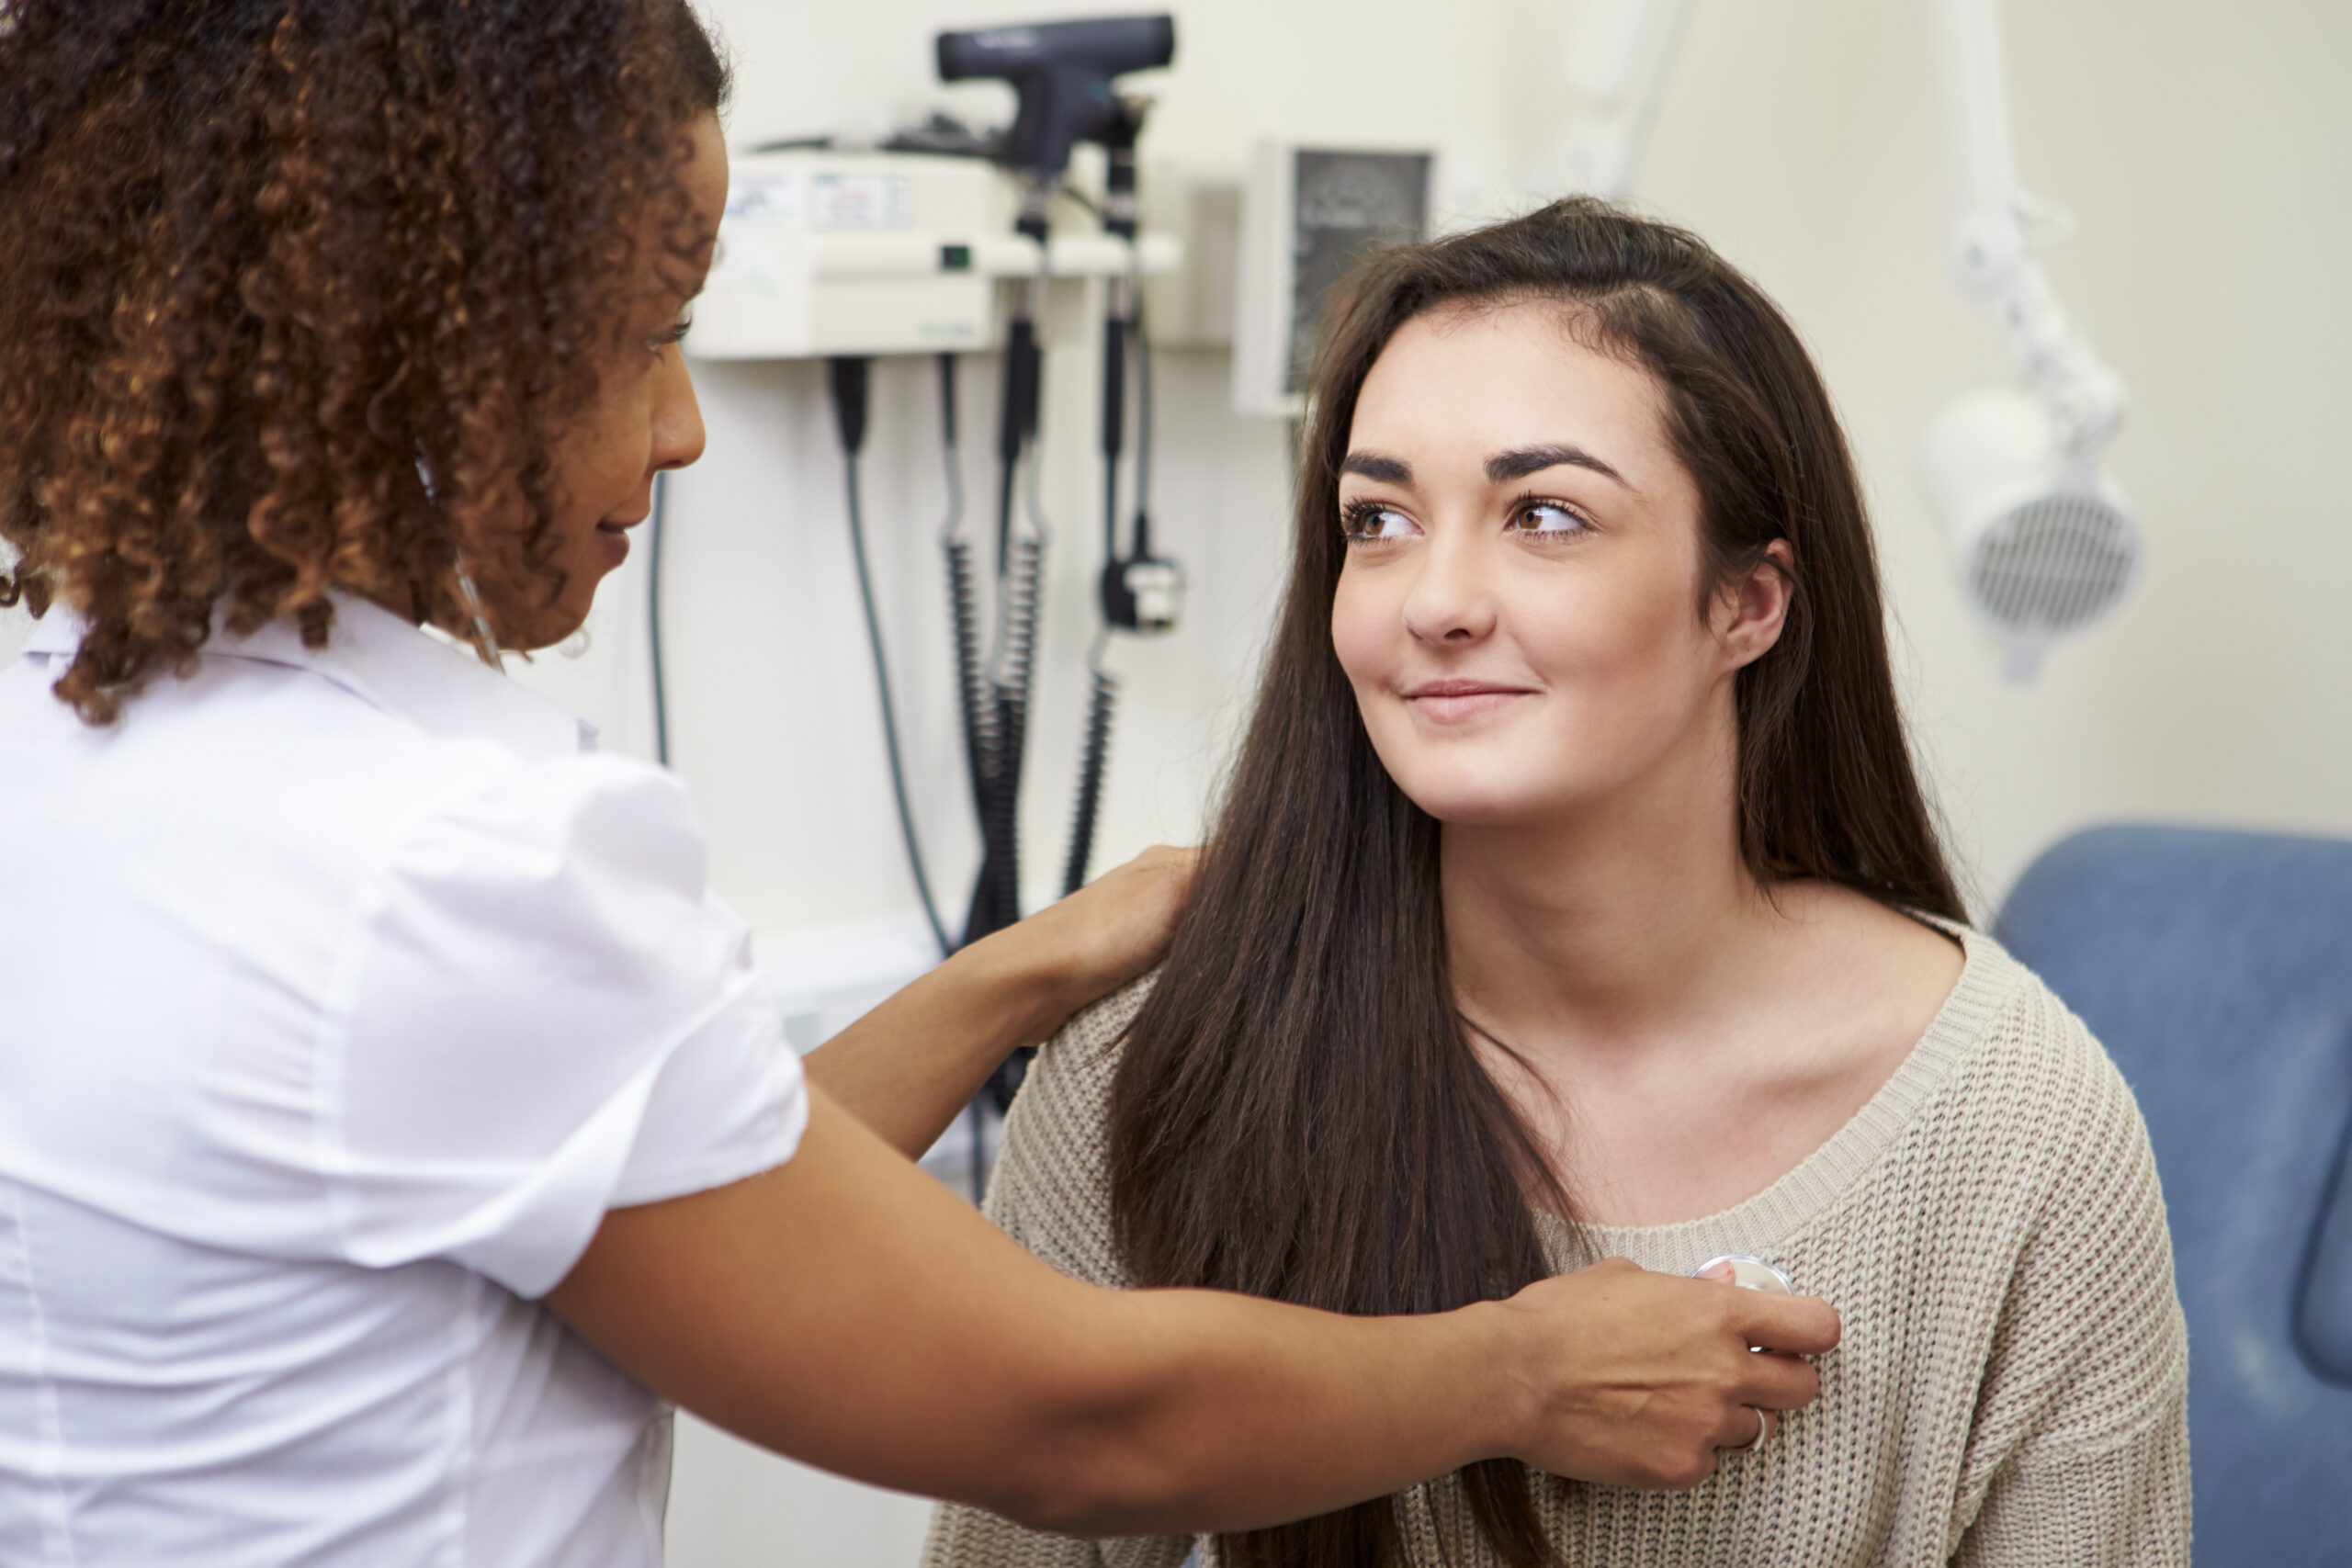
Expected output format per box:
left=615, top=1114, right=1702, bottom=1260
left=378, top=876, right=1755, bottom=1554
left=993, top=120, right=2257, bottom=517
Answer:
left=1692, top=1253, right=1794, bottom=1294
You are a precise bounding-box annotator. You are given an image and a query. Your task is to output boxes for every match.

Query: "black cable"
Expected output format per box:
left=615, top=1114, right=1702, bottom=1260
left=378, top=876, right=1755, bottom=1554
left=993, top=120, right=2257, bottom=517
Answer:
left=1062, top=657, right=1117, bottom=897
left=971, top=463, right=1049, bottom=1111
left=1102, top=316, right=1125, bottom=564
left=1134, top=310, right=1156, bottom=529
left=940, top=356, right=992, bottom=835
left=1066, top=311, right=1133, bottom=897
left=936, top=353, right=997, bottom=1204
left=830, top=356, right=951, bottom=960
left=936, top=351, right=961, bottom=453
left=967, top=194, right=1052, bottom=951
left=993, top=318, right=1042, bottom=578
left=1063, top=110, right=1147, bottom=899
left=965, top=531, right=1042, bottom=951
left=961, top=185, right=1061, bottom=1116
left=647, top=469, right=672, bottom=768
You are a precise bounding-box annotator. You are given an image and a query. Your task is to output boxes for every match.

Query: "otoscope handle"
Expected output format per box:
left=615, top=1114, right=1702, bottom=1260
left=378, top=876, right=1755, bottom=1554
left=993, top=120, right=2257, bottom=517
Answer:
left=998, top=318, right=1041, bottom=467
left=1101, top=321, right=1125, bottom=465
left=1101, top=97, right=1143, bottom=239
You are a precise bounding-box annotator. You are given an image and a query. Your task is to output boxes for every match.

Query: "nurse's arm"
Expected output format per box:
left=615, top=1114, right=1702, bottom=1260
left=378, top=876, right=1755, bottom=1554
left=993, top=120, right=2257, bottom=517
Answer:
left=800, top=846, right=1193, bottom=1160
left=545, top=1088, right=1842, bottom=1534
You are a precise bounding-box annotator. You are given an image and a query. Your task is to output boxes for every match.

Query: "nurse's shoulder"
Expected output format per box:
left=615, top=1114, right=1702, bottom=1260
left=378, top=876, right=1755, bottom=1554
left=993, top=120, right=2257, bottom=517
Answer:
left=0, top=592, right=725, bottom=1274
left=0, top=591, right=650, bottom=886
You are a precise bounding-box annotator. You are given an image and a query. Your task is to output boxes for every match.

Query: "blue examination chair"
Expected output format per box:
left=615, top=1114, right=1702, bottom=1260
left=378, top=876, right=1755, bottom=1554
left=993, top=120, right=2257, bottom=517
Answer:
left=1996, top=825, right=2352, bottom=1561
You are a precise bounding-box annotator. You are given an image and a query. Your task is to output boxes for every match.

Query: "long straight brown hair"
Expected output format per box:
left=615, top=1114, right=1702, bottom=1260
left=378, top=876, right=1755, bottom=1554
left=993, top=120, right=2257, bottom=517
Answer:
left=1105, top=199, right=1962, bottom=1568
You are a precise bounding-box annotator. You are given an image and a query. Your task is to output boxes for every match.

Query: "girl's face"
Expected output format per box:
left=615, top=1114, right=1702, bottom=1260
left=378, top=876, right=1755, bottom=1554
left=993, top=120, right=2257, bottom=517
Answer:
left=526, top=112, right=728, bottom=649
left=1331, top=299, right=1785, bottom=829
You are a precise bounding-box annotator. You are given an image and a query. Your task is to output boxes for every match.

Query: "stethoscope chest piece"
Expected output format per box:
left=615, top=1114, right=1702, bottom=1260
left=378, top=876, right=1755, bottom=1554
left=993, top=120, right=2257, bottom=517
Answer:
left=1693, top=1254, right=1795, bottom=1294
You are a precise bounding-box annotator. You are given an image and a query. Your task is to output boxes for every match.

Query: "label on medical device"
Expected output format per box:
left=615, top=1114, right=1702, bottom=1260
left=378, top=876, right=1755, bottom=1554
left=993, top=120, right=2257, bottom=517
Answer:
left=724, top=173, right=916, bottom=232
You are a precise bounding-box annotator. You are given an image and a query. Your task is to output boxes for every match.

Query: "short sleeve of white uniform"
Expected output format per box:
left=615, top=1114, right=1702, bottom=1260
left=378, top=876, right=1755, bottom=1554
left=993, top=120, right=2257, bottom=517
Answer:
left=318, top=750, right=808, bottom=1301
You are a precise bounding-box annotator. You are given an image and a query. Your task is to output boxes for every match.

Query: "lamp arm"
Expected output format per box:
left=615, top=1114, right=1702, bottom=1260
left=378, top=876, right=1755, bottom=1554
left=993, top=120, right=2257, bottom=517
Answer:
left=1559, top=0, right=1699, bottom=198
left=1929, top=0, right=2126, bottom=472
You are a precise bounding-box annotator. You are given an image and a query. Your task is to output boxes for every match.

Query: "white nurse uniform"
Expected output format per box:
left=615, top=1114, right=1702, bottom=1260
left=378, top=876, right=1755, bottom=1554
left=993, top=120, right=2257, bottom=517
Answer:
left=0, top=593, right=808, bottom=1565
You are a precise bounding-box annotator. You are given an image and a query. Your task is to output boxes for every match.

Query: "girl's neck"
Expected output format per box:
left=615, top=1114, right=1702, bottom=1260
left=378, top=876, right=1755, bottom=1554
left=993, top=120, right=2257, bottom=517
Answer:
left=1440, top=749, right=1781, bottom=1055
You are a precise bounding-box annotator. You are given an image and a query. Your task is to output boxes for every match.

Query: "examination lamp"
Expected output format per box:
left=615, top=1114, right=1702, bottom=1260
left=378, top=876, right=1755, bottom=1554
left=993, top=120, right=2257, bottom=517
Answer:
left=1921, top=0, right=2139, bottom=681
left=936, top=15, right=1175, bottom=181
left=1919, top=389, right=2137, bottom=683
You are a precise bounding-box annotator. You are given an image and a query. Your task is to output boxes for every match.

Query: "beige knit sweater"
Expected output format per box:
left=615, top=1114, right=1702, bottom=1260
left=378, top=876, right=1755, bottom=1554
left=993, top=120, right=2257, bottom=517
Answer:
left=922, top=925, right=2190, bottom=1568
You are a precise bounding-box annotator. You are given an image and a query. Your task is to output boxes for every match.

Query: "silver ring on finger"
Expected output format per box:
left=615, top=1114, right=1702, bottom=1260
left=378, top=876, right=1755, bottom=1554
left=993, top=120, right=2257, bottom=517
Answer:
left=1740, top=1406, right=1771, bottom=1452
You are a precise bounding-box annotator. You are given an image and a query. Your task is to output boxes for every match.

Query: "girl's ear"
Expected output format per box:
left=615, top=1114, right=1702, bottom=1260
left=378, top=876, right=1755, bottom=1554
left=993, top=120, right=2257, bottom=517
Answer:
left=1713, top=538, right=1795, bottom=671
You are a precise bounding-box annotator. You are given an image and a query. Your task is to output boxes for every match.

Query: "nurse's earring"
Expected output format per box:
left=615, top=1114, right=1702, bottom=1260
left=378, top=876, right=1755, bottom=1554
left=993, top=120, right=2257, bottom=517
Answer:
left=454, top=565, right=506, bottom=671
left=416, top=452, right=505, bottom=671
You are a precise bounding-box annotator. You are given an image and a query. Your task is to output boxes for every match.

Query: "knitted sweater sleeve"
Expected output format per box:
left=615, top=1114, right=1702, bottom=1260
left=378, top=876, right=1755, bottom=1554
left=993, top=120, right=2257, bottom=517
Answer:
left=1947, top=995, right=2193, bottom=1567
left=921, top=980, right=1194, bottom=1568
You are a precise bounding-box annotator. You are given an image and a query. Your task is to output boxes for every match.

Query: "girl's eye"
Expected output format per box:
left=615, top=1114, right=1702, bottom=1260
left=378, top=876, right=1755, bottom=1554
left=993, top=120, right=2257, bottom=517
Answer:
left=650, top=315, right=693, bottom=353
left=1510, top=499, right=1589, bottom=537
left=1341, top=501, right=1419, bottom=543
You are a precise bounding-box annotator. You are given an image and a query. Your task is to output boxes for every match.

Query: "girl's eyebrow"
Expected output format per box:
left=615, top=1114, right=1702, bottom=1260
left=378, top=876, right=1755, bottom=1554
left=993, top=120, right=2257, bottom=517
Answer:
left=1340, top=445, right=1635, bottom=491
left=1340, top=451, right=1411, bottom=484
left=1485, top=443, right=1633, bottom=490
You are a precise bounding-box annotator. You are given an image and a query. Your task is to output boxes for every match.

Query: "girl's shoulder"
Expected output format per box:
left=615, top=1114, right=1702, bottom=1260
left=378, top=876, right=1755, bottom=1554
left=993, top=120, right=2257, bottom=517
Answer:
left=1870, top=924, right=2170, bottom=1275
left=1054, top=971, right=1161, bottom=1071
left=1932, top=926, right=2147, bottom=1145
left=1013, top=972, right=1159, bottom=1134
left=980, top=973, right=1160, bottom=1288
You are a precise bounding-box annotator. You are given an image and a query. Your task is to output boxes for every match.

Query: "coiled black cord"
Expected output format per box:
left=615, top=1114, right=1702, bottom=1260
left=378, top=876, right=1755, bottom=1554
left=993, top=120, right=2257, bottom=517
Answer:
left=935, top=354, right=1000, bottom=1201
left=940, top=357, right=993, bottom=832
left=965, top=293, right=1048, bottom=954
left=964, top=531, right=1043, bottom=950
left=1062, top=654, right=1118, bottom=897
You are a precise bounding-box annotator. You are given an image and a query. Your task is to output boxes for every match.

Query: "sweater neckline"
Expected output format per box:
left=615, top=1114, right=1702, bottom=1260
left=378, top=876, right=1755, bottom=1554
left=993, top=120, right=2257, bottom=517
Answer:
left=1531, top=920, right=2022, bottom=1280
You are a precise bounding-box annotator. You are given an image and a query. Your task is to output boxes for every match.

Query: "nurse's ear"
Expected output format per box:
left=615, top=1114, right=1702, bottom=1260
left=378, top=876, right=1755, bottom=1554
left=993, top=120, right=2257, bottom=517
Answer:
left=1711, top=538, right=1796, bottom=672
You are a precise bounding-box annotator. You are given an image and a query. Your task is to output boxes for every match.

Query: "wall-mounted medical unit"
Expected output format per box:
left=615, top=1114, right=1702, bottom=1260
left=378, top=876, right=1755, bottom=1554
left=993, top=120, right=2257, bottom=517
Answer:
left=687, top=149, right=1182, bottom=363
left=1232, top=141, right=1436, bottom=419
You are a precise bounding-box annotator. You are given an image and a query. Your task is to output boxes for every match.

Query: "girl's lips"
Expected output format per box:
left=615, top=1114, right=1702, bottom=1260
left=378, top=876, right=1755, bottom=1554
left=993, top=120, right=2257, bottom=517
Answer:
left=1404, top=682, right=1534, bottom=723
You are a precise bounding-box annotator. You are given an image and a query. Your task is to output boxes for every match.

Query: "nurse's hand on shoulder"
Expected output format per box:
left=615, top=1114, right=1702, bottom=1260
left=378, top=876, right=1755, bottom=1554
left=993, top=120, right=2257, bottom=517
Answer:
left=1012, top=842, right=1198, bottom=1013
left=800, top=845, right=1199, bottom=1160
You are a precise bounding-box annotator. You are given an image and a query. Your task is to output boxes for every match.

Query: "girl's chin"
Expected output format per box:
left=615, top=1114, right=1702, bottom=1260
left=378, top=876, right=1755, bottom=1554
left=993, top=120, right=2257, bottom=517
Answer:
left=1397, top=784, right=1565, bottom=830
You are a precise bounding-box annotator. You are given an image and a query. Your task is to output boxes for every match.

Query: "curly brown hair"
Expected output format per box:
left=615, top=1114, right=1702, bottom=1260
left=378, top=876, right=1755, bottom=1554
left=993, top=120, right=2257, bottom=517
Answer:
left=0, top=0, right=729, bottom=722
